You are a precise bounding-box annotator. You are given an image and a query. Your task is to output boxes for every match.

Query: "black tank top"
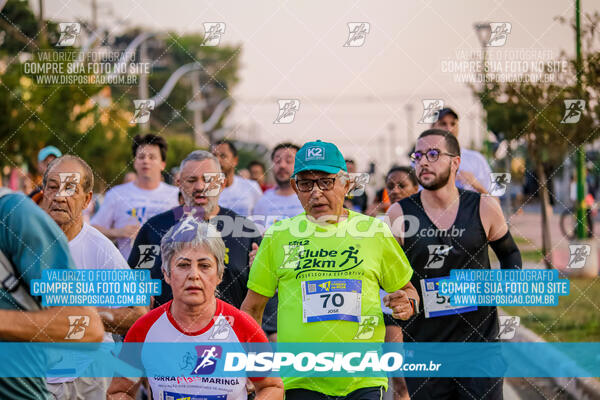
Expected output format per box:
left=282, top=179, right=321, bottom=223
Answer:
left=398, top=189, right=499, bottom=342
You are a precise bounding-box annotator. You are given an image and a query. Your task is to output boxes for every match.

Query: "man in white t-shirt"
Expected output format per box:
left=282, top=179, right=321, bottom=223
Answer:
left=212, top=139, right=262, bottom=216
left=252, top=142, right=304, bottom=231
left=41, top=155, right=148, bottom=400
left=92, top=134, right=179, bottom=259
left=432, top=107, right=492, bottom=194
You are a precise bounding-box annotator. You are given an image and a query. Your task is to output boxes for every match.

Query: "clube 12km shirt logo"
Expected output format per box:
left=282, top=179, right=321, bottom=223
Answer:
left=191, top=345, right=223, bottom=375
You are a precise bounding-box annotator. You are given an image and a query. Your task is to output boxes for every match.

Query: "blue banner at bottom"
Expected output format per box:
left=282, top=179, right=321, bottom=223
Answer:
left=1, top=342, right=598, bottom=378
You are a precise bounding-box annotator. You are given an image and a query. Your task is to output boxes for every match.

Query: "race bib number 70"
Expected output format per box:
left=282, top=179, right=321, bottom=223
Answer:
left=301, top=279, right=362, bottom=323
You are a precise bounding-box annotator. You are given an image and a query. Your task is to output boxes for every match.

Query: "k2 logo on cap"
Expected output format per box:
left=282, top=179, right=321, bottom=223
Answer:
left=305, top=146, right=325, bottom=161
left=419, top=99, right=444, bottom=124
left=65, top=316, right=90, bottom=340
left=561, top=100, right=585, bottom=124
left=425, top=245, right=453, bottom=269
left=497, top=315, right=520, bottom=340
left=344, top=22, right=370, bottom=47
left=274, top=99, right=300, bottom=124
left=209, top=316, right=234, bottom=340
left=486, top=22, right=511, bottom=47
left=136, top=245, right=160, bottom=268
left=56, top=23, right=81, bottom=47
left=353, top=315, right=379, bottom=340
left=567, top=244, right=591, bottom=269
left=131, top=100, right=155, bottom=124
left=488, top=173, right=511, bottom=196
left=192, top=345, right=222, bottom=375
left=58, top=172, right=80, bottom=197
left=202, top=23, right=226, bottom=46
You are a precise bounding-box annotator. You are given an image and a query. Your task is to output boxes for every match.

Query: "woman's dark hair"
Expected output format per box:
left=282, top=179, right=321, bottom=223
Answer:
left=386, top=166, right=418, bottom=187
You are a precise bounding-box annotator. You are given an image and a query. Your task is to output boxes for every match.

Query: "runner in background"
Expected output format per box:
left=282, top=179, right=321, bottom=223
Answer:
left=248, top=160, right=273, bottom=192
left=212, top=139, right=262, bottom=217
left=242, top=140, right=418, bottom=400
left=127, top=151, right=269, bottom=331
left=92, top=134, right=179, bottom=259
left=29, top=145, right=62, bottom=202
left=343, top=159, right=368, bottom=213
left=40, top=155, right=147, bottom=399
left=366, top=186, right=390, bottom=217
left=387, top=129, right=521, bottom=400
left=432, top=107, right=492, bottom=195
left=252, top=143, right=303, bottom=231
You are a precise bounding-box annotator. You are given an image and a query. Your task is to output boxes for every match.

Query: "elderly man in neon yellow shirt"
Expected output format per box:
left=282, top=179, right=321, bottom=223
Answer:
left=242, top=139, right=419, bottom=400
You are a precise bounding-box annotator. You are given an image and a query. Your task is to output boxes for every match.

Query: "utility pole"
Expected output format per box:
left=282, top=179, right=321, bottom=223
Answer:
left=138, top=40, right=150, bottom=132
left=189, top=71, right=207, bottom=146
left=575, top=0, right=587, bottom=239
left=91, top=0, right=98, bottom=30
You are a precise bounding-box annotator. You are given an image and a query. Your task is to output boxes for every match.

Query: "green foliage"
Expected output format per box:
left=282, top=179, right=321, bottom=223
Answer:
left=0, top=1, right=240, bottom=191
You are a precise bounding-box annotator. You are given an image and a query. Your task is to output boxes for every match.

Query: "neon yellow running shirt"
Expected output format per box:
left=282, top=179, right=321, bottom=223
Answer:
left=248, top=210, right=413, bottom=396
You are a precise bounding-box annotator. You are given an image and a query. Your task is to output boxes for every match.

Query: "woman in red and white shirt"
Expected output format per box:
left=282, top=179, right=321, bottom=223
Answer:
left=108, top=219, right=283, bottom=400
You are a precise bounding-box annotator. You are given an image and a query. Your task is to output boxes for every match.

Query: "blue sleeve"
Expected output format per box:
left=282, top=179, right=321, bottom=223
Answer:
left=0, top=194, right=75, bottom=286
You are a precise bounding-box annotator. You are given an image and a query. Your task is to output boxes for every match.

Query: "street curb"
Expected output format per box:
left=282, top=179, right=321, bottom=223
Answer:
left=499, top=310, right=600, bottom=400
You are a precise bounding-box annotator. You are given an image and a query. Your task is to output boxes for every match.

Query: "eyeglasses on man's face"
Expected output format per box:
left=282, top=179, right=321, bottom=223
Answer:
left=295, top=177, right=336, bottom=192
left=410, top=148, right=458, bottom=163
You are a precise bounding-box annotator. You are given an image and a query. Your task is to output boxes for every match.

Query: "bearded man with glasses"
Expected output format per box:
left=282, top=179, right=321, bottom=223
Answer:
left=386, top=129, right=522, bottom=400
left=241, top=140, right=419, bottom=400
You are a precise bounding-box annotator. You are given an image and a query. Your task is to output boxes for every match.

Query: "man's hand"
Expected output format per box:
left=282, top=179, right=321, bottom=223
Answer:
left=383, top=289, right=415, bottom=320
left=249, top=242, right=259, bottom=267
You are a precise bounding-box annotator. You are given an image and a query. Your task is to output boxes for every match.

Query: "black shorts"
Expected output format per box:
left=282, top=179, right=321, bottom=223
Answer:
left=405, top=377, right=503, bottom=400
left=383, top=312, right=401, bottom=327
left=285, top=386, right=384, bottom=400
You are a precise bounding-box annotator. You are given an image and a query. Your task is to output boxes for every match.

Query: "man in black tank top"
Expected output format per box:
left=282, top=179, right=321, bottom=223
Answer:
left=387, top=129, right=522, bottom=400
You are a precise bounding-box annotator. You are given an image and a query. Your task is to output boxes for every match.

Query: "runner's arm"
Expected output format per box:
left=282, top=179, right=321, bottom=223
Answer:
left=241, top=289, right=271, bottom=325
left=480, top=196, right=521, bottom=269
left=98, top=306, right=149, bottom=335
left=107, top=377, right=142, bottom=400
left=0, top=306, right=103, bottom=342
left=254, top=376, right=285, bottom=399
left=480, top=195, right=508, bottom=241
left=386, top=202, right=405, bottom=245
left=383, top=281, right=419, bottom=320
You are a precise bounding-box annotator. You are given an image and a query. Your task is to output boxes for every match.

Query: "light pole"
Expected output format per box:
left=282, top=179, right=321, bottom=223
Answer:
left=474, top=23, right=492, bottom=160
left=575, top=0, right=587, bottom=239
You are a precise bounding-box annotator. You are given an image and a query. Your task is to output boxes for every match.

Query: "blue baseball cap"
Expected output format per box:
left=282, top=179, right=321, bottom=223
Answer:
left=292, top=140, right=347, bottom=177
left=38, top=146, right=62, bottom=163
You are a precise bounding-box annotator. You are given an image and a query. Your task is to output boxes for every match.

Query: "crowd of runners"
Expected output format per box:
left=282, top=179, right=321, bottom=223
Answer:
left=0, top=107, right=521, bottom=400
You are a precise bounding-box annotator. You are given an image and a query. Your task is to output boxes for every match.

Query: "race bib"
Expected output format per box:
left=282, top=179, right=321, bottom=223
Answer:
left=301, top=279, right=362, bottom=323
left=420, top=277, right=477, bottom=318
left=164, top=392, right=226, bottom=400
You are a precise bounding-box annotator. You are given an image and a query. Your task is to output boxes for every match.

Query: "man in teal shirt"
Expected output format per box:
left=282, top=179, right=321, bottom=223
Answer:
left=0, top=191, right=103, bottom=399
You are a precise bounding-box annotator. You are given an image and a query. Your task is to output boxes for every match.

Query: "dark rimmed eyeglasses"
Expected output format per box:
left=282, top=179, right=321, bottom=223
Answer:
left=410, top=148, right=458, bottom=163
left=295, top=177, right=336, bottom=192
